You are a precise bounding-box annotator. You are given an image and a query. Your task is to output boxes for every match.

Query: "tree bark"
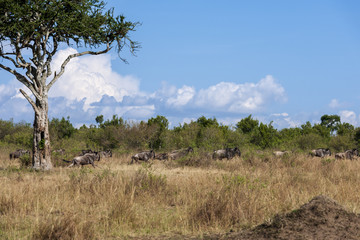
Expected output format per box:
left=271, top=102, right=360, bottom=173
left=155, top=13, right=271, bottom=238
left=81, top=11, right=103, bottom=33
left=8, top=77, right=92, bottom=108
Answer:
left=32, top=94, right=52, bottom=170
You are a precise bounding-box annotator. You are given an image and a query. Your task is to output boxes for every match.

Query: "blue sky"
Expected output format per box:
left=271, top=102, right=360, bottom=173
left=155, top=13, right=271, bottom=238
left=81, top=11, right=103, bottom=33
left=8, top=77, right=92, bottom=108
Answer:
left=0, top=1, right=360, bottom=128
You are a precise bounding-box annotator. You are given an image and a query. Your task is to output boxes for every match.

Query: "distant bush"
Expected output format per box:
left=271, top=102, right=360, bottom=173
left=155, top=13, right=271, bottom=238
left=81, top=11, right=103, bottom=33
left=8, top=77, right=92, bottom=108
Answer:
left=19, top=154, right=31, bottom=167
left=2, top=114, right=359, bottom=156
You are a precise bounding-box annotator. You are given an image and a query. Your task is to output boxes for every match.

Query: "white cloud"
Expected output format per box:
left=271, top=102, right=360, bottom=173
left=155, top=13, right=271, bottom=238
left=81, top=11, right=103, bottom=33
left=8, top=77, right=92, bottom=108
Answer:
left=49, top=48, right=141, bottom=110
left=272, top=113, right=289, bottom=117
left=0, top=48, right=289, bottom=127
left=339, top=110, right=357, bottom=125
left=166, top=85, right=195, bottom=108
left=329, top=99, right=341, bottom=108
left=194, top=75, right=286, bottom=113
left=0, top=80, right=18, bottom=102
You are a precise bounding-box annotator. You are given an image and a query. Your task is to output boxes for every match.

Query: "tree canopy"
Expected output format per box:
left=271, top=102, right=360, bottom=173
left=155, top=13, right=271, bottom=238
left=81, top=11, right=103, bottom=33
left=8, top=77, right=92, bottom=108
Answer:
left=0, top=0, right=140, bottom=95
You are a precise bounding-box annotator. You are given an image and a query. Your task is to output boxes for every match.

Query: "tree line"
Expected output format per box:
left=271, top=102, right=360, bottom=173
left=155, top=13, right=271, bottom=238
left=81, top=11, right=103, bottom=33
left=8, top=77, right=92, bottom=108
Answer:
left=1, top=114, right=359, bottom=154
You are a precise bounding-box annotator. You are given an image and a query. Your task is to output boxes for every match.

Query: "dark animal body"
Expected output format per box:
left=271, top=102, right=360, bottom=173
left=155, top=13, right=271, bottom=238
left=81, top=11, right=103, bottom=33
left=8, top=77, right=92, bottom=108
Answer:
left=212, top=147, right=241, bottom=160
left=168, top=147, right=194, bottom=160
left=81, top=149, right=94, bottom=155
left=130, top=150, right=155, bottom=164
left=99, top=149, right=112, bottom=158
left=155, top=153, right=168, bottom=160
left=310, top=148, right=331, bottom=158
left=335, top=149, right=359, bottom=160
left=63, top=152, right=100, bottom=168
left=9, top=149, right=30, bottom=160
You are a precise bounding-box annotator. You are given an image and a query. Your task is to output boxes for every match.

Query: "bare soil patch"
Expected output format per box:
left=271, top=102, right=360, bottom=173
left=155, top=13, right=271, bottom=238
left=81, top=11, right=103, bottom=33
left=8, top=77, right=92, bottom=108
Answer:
left=222, top=195, right=360, bottom=240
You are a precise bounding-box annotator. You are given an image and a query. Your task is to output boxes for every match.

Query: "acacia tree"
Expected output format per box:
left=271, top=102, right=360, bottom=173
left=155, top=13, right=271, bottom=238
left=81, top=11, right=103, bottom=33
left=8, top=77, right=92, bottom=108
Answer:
left=0, top=0, right=139, bottom=170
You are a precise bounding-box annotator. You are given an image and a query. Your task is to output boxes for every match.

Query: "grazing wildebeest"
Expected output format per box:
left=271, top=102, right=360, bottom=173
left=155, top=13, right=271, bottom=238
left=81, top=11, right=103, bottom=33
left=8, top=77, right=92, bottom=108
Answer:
left=130, top=150, right=155, bottom=164
left=9, top=149, right=30, bottom=160
left=212, top=147, right=241, bottom=160
left=63, top=152, right=100, bottom=168
left=99, top=149, right=112, bottom=158
left=310, top=148, right=331, bottom=158
left=168, top=147, right=194, bottom=160
left=81, top=149, right=94, bottom=155
left=155, top=153, right=168, bottom=160
left=335, top=149, right=359, bottom=160
left=273, top=151, right=290, bottom=157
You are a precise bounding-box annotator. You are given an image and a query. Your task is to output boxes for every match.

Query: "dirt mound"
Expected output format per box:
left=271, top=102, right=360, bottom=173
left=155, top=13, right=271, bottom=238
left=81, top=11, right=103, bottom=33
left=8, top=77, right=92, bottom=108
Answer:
left=225, top=195, right=360, bottom=240
left=129, top=196, right=360, bottom=239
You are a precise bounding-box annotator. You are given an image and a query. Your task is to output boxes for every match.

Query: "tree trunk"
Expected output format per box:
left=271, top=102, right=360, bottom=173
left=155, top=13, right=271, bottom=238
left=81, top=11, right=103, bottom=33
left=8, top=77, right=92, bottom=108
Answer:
left=32, top=95, right=52, bottom=170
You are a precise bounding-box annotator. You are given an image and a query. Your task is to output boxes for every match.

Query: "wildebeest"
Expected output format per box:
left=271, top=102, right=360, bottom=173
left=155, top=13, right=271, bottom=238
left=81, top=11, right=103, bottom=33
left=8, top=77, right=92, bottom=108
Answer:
left=155, top=152, right=168, bottom=160
left=273, top=151, right=290, bottom=157
left=81, top=149, right=94, bottom=155
left=335, top=149, right=359, bottom=160
left=63, top=152, right=100, bottom=168
left=130, top=150, right=155, bottom=164
left=99, top=149, right=112, bottom=158
left=168, top=147, right=194, bottom=160
left=212, top=147, right=241, bottom=160
left=310, top=148, right=331, bottom=158
left=9, top=149, right=30, bottom=160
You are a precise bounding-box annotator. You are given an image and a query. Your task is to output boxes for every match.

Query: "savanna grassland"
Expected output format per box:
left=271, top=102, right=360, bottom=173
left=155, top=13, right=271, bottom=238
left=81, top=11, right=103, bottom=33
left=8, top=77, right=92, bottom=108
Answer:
left=1, top=149, right=360, bottom=239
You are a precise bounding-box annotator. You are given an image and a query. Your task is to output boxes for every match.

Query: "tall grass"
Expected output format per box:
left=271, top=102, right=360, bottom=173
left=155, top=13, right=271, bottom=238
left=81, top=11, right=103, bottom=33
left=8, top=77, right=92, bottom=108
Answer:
left=1, top=150, right=360, bottom=239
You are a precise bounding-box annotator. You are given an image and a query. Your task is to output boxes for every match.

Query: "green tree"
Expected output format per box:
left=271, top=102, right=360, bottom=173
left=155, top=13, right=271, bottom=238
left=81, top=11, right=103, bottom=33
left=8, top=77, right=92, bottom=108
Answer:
left=101, top=115, right=124, bottom=128
left=95, top=115, right=104, bottom=126
left=337, top=122, right=354, bottom=136
left=354, top=128, right=360, bottom=147
left=49, top=117, right=75, bottom=139
left=0, top=0, right=139, bottom=169
left=236, top=115, right=259, bottom=134
left=196, top=116, right=219, bottom=128
left=320, top=114, right=341, bottom=134
left=147, top=115, right=169, bottom=149
left=312, top=123, right=331, bottom=139
left=300, top=121, right=313, bottom=135
left=251, top=122, right=279, bottom=149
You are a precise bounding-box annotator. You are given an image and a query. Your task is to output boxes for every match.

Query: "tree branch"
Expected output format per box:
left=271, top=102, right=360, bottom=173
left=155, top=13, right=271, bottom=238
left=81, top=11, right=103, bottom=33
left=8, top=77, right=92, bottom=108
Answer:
left=0, top=63, right=42, bottom=101
left=15, top=33, right=31, bottom=69
left=19, top=89, right=40, bottom=116
left=47, top=45, right=111, bottom=90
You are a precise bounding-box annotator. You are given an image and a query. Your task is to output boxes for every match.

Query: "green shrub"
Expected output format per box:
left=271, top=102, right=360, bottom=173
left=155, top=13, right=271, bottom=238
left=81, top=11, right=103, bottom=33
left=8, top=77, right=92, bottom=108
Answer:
left=19, top=155, right=31, bottom=167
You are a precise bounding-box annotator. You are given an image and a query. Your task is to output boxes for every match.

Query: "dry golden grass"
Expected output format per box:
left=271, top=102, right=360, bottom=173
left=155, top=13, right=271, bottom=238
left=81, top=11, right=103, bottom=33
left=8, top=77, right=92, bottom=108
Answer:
left=1, top=150, right=360, bottom=239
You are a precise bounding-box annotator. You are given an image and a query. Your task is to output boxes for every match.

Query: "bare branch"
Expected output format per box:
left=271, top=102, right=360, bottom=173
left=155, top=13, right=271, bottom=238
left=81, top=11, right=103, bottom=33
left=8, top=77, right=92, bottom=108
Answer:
left=19, top=89, right=40, bottom=116
left=0, top=63, right=42, bottom=101
left=2, top=54, right=19, bottom=68
left=1, top=49, right=39, bottom=92
left=15, top=33, right=31, bottom=68
left=45, top=37, right=58, bottom=78
left=47, top=45, right=111, bottom=90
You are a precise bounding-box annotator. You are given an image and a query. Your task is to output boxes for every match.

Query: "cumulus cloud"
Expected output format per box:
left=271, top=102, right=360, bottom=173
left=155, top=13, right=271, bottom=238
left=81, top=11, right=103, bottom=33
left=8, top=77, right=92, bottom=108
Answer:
left=0, top=80, right=18, bottom=102
left=166, top=85, right=195, bottom=108
left=0, top=47, right=289, bottom=127
left=339, top=110, right=357, bottom=125
left=49, top=48, right=141, bottom=110
left=194, top=75, right=286, bottom=113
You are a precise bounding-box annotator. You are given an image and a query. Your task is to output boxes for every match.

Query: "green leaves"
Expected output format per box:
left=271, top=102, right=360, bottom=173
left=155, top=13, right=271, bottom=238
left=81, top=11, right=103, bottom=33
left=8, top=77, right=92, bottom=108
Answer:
left=236, top=115, right=259, bottom=134
left=0, top=0, right=139, bottom=55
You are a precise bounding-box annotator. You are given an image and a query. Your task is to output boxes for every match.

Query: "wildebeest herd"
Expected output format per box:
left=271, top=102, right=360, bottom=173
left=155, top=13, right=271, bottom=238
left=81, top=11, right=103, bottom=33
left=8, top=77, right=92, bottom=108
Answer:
left=272, top=147, right=360, bottom=160
left=8, top=146, right=360, bottom=168
left=309, top=147, right=360, bottom=160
